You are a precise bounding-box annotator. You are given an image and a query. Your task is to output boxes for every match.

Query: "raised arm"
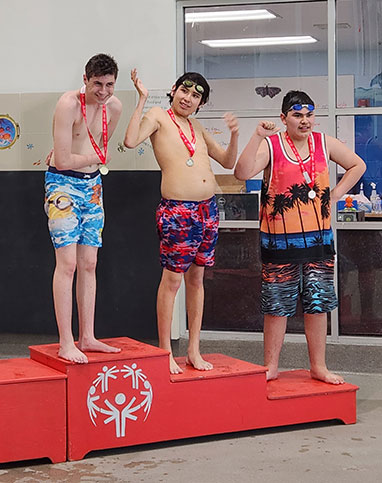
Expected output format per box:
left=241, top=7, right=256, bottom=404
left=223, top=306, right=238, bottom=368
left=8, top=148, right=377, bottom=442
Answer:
left=202, top=112, right=239, bottom=169
left=234, top=121, right=279, bottom=180
left=326, top=135, right=366, bottom=203
left=53, top=96, right=101, bottom=170
left=124, top=69, right=159, bottom=148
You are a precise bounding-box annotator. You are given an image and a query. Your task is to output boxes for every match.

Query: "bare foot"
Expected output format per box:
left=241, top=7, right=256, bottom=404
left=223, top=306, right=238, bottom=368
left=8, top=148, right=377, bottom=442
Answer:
left=58, top=344, right=88, bottom=364
left=311, top=368, right=345, bottom=385
left=169, top=354, right=183, bottom=374
left=186, top=352, right=213, bottom=371
left=78, top=338, right=121, bottom=354
left=266, top=368, right=278, bottom=381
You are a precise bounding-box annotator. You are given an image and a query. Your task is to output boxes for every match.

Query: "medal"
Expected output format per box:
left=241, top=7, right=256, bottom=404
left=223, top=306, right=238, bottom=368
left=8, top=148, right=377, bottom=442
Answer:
left=99, top=165, right=109, bottom=176
left=167, top=108, right=196, bottom=166
left=285, top=132, right=316, bottom=198
left=80, top=85, right=109, bottom=172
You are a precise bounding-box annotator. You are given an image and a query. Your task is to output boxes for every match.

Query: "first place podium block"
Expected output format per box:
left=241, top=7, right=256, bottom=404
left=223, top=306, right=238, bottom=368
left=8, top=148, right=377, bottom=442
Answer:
left=0, top=358, right=67, bottom=464
left=30, top=337, right=268, bottom=461
left=29, top=337, right=358, bottom=462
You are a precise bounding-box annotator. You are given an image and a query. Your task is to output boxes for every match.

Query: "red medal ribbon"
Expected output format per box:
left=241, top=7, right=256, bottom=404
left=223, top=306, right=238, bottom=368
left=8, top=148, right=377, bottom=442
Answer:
left=167, top=108, right=196, bottom=157
left=80, top=86, right=108, bottom=165
left=284, top=132, right=315, bottom=189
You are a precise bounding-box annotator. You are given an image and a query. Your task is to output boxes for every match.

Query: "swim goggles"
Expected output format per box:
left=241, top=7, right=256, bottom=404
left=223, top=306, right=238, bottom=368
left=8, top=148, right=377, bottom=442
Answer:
left=288, top=103, right=315, bottom=112
left=182, top=79, right=204, bottom=94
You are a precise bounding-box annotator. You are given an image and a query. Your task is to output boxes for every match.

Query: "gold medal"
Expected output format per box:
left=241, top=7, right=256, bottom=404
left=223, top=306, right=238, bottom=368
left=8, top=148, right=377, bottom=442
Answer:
left=99, top=165, right=109, bottom=175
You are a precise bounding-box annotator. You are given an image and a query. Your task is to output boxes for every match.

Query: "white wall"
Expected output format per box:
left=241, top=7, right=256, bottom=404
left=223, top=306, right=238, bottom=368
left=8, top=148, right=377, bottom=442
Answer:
left=1, top=0, right=177, bottom=93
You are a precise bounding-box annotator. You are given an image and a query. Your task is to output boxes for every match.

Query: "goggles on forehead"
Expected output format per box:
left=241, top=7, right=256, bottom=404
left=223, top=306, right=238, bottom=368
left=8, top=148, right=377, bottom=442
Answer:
left=182, top=79, right=204, bottom=94
left=288, top=103, right=315, bottom=113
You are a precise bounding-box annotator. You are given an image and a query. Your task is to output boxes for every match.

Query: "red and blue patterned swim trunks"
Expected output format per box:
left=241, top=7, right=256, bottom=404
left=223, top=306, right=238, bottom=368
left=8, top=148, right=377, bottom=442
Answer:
left=156, top=197, right=219, bottom=273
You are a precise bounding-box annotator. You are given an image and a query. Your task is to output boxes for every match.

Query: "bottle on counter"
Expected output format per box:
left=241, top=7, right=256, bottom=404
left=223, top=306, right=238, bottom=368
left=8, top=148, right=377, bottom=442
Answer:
left=354, top=183, right=372, bottom=213
left=217, top=197, right=226, bottom=221
left=370, top=183, right=379, bottom=212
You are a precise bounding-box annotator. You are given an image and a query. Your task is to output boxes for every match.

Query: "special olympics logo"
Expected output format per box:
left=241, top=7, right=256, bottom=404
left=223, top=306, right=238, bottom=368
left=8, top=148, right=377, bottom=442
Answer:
left=86, top=363, right=153, bottom=438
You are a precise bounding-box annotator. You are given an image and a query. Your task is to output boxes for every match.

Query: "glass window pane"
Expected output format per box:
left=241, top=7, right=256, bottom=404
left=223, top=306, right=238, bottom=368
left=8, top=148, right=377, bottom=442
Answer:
left=338, top=230, right=382, bottom=335
left=337, top=0, right=382, bottom=108
left=337, top=115, right=382, bottom=221
left=185, top=2, right=328, bottom=113
left=203, top=229, right=263, bottom=332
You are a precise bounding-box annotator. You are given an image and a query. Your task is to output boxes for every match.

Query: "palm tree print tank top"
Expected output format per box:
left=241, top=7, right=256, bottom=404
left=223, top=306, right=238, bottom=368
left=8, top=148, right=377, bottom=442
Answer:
left=260, top=131, right=335, bottom=264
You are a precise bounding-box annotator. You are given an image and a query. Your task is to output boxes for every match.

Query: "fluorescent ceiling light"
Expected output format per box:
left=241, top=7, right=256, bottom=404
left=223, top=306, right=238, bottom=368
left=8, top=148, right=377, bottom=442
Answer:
left=185, top=9, right=276, bottom=23
left=200, top=36, right=318, bottom=48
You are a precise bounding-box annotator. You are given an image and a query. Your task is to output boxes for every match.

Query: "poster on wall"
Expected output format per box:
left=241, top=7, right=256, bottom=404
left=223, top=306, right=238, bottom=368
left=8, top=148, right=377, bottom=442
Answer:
left=0, top=114, right=19, bottom=149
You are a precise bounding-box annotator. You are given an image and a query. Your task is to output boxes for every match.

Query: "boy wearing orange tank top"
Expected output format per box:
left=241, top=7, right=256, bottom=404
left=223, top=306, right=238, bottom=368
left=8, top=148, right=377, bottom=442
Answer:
left=235, top=90, right=365, bottom=385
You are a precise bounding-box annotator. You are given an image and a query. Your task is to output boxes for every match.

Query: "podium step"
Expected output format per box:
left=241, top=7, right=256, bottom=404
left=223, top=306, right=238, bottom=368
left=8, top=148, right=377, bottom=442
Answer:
left=267, top=369, right=358, bottom=400
left=27, top=338, right=358, bottom=461
left=0, top=358, right=67, bottom=464
left=171, top=353, right=266, bottom=382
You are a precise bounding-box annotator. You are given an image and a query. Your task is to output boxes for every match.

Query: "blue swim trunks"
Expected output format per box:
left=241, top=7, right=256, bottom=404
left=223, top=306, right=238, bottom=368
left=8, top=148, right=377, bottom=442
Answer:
left=44, top=167, right=104, bottom=249
left=156, top=197, right=219, bottom=273
left=261, top=259, right=338, bottom=317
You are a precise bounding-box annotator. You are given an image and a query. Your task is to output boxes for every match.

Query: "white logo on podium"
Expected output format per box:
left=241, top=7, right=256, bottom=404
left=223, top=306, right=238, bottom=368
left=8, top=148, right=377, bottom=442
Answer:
left=86, top=363, right=153, bottom=438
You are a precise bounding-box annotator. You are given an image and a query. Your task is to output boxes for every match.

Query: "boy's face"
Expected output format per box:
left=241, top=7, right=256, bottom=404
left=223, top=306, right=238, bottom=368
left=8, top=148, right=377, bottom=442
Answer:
left=83, top=74, right=116, bottom=105
left=281, top=106, right=315, bottom=139
left=171, top=82, right=203, bottom=116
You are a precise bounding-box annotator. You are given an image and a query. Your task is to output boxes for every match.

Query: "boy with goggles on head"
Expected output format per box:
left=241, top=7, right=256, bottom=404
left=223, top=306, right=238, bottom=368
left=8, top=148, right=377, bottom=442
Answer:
left=286, top=103, right=315, bottom=112
left=182, top=79, right=205, bottom=94
left=235, top=90, right=365, bottom=385
left=124, top=69, right=239, bottom=374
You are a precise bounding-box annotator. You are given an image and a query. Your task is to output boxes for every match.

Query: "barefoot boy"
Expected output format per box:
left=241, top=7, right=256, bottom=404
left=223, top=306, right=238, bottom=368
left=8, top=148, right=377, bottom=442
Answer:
left=235, top=90, right=365, bottom=384
left=45, top=54, right=122, bottom=363
left=125, top=70, right=239, bottom=374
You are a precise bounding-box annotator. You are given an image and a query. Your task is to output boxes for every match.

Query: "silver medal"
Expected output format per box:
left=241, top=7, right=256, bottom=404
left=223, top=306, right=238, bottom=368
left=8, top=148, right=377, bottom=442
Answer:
left=99, top=165, right=109, bottom=175
left=308, top=190, right=316, bottom=199
left=186, top=158, right=194, bottom=167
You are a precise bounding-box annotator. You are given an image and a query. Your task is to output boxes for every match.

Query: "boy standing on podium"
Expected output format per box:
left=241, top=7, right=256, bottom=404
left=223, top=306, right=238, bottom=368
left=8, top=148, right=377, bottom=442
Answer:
left=235, top=90, right=365, bottom=384
left=125, top=70, right=239, bottom=374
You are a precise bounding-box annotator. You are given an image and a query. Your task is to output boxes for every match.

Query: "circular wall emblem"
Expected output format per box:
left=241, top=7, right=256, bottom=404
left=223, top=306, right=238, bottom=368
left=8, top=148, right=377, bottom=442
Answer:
left=0, top=114, right=20, bottom=149
left=87, top=362, right=154, bottom=438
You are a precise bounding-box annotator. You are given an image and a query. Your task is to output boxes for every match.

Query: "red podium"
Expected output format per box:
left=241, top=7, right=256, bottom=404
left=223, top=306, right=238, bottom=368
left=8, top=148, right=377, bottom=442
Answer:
left=0, top=358, right=67, bottom=464
left=29, top=337, right=358, bottom=462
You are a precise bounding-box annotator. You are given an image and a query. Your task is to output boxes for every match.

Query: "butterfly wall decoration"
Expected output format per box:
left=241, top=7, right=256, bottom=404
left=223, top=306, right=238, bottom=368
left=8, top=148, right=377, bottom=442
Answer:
left=255, top=85, right=282, bottom=98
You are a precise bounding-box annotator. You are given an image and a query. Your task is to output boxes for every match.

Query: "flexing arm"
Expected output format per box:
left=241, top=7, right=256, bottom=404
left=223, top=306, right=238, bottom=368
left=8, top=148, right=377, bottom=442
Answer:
left=326, top=135, right=366, bottom=203
left=202, top=113, right=239, bottom=169
left=124, top=69, right=159, bottom=148
left=53, top=96, right=101, bottom=170
left=234, top=121, right=279, bottom=180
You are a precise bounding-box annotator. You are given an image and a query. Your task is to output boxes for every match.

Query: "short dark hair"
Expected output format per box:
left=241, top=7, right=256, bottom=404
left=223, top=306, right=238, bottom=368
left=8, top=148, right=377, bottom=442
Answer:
left=85, top=54, right=119, bottom=80
left=281, top=90, right=315, bottom=115
left=167, top=72, right=210, bottom=112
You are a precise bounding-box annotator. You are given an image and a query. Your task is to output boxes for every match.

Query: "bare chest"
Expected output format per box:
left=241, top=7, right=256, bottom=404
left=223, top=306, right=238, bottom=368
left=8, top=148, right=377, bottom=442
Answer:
left=73, top=108, right=105, bottom=143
